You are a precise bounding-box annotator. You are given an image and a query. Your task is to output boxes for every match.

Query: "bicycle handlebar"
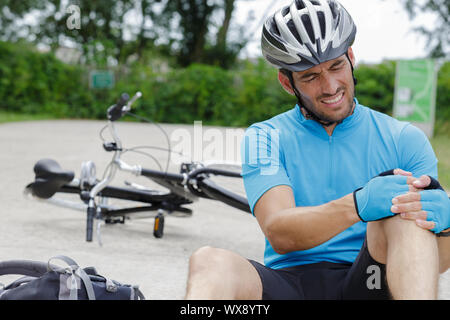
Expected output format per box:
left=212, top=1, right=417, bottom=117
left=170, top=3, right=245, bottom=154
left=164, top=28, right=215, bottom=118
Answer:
left=187, top=167, right=241, bottom=179
left=140, top=168, right=185, bottom=184
left=107, top=91, right=143, bottom=122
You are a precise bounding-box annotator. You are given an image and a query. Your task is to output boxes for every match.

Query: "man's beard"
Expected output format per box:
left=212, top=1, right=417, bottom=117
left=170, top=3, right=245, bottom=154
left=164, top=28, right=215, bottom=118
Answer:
left=301, top=89, right=355, bottom=124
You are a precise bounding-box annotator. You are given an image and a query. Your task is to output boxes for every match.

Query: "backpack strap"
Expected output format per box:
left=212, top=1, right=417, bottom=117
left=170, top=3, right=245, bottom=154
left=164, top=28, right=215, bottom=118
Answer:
left=48, top=255, right=96, bottom=300
left=132, top=285, right=146, bottom=300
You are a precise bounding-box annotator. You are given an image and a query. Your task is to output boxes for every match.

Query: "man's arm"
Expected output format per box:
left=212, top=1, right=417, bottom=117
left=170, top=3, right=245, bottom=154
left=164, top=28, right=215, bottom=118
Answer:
left=254, top=185, right=359, bottom=254
left=255, top=169, right=417, bottom=255
left=242, top=124, right=360, bottom=253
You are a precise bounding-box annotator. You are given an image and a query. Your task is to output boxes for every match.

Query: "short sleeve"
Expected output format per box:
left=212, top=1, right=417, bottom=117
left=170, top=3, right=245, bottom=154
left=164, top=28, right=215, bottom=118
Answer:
left=240, top=124, right=292, bottom=215
left=398, top=124, right=438, bottom=179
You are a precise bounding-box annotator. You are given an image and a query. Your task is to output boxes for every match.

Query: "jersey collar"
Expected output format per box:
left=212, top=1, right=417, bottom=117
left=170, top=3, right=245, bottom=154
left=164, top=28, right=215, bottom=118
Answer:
left=294, top=98, right=363, bottom=139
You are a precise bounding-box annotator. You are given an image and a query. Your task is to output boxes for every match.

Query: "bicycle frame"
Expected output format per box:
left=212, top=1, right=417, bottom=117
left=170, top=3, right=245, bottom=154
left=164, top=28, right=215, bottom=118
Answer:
left=25, top=92, right=251, bottom=244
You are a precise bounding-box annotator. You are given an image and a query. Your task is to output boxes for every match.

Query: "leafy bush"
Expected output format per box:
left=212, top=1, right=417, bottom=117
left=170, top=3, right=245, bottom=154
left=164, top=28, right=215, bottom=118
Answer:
left=0, top=41, right=448, bottom=131
left=231, top=59, right=296, bottom=126
left=150, top=64, right=235, bottom=124
left=354, top=61, right=396, bottom=114
left=0, top=41, right=88, bottom=116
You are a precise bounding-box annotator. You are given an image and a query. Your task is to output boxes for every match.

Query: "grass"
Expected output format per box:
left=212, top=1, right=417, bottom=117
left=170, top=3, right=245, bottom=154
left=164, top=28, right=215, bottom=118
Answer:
left=2, top=112, right=449, bottom=189
left=0, top=111, right=56, bottom=123
left=430, top=134, right=450, bottom=191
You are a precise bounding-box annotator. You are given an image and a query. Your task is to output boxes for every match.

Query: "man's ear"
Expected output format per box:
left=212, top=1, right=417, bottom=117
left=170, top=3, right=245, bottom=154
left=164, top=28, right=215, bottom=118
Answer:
left=278, top=71, right=295, bottom=95
left=347, top=47, right=356, bottom=68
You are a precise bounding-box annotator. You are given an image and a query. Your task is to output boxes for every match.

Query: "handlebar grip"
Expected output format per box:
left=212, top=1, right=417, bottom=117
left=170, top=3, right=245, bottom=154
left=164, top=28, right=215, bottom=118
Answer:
left=107, top=93, right=130, bottom=122
left=86, top=206, right=96, bottom=242
left=116, top=93, right=130, bottom=107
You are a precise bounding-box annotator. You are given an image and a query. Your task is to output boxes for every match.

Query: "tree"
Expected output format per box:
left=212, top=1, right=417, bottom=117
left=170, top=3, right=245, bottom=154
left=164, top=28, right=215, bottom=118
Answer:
left=0, top=0, right=162, bottom=65
left=160, top=0, right=217, bottom=67
left=0, top=0, right=257, bottom=68
left=395, top=0, right=449, bottom=58
left=0, top=0, right=47, bottom=41
left=157, top=0, right=255, bottom=68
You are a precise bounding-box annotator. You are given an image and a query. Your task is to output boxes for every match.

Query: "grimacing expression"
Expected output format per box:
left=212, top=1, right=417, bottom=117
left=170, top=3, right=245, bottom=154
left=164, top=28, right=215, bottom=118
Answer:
left=292, top=52, right=356, bottom=123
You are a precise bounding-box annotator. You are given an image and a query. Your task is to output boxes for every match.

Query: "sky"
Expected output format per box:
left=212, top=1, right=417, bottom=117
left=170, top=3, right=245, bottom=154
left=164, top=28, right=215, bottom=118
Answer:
left=234, top=0, right=436, bottom=65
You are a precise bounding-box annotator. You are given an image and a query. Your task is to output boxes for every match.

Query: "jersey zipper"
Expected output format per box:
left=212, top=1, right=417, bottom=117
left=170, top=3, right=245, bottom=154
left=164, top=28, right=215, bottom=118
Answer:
left=329, top=135, right=334, bottom=192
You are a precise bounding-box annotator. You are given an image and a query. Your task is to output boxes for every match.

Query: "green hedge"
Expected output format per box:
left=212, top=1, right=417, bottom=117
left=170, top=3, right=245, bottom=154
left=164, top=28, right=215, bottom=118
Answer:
left=0, top=41, right=448, bottom=130
left=354, top=61, right=395, bottom=115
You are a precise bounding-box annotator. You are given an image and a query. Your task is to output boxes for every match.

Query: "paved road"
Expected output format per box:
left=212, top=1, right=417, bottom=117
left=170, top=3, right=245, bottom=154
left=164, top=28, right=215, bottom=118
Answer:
left=0, top=120, right=448, bottom=299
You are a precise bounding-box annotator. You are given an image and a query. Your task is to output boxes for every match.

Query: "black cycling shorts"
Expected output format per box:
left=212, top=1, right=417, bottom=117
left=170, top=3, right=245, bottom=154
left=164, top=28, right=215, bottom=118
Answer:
left=248, top=238, right=390, bottom=300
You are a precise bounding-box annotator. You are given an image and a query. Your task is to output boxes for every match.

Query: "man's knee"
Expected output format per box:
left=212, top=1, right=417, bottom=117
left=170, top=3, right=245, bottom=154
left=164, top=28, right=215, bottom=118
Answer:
left=372, top=214, right=429, bottom=238
left=367, top=215, right=434, bottom=264
left=381, top=215, right=434, bottom=241
left=188, top=246, right=231, bottom=276
left=186, top=246, right=262, bottom=299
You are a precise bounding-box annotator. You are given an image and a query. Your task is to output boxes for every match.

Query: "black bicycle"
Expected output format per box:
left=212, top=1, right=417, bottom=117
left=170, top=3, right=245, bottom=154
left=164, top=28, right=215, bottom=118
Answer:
left=24, top=92, right=251, bottom=244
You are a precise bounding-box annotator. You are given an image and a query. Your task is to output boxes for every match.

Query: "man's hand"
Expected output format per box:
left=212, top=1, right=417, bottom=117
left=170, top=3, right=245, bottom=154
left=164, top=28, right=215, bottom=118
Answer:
left=353, top=174, right=410, bottom=222
left=391, top=175, right=450, bottom=234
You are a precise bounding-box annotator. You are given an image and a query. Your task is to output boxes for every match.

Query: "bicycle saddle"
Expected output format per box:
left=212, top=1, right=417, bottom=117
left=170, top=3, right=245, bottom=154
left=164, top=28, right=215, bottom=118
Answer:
left=28, top=159, right=75, bottom=199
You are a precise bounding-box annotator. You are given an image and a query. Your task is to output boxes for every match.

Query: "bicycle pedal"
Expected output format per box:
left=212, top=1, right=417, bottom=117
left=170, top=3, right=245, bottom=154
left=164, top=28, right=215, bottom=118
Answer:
left=153, top=213, right=164, bottom=238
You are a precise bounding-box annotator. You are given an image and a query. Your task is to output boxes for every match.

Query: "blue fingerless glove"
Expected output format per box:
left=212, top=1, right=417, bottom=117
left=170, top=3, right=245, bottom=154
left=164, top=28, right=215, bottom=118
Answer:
left=353, top=175, right=410, bottom=222
left=420, top=189, right=450, bottom=235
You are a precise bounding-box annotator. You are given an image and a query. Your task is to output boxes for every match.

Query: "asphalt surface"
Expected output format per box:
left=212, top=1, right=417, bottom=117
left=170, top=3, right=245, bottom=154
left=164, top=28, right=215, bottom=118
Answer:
left=0, top=119, right=448, bottom=300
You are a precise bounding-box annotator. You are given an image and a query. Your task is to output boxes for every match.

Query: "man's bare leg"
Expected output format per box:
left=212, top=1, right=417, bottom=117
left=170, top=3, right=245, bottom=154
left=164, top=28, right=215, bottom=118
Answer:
left=438, top=236, right=450, bottom=274
left=184, top=246, right=263, bottom=300
left=367, top=215, right=439, bottom=299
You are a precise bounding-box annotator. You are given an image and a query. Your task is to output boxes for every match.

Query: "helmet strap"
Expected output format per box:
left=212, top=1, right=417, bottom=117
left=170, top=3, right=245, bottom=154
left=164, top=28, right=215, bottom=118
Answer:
left=345, top=52, right=358, bottom=86
left=286, top=71, right=336, bottom=127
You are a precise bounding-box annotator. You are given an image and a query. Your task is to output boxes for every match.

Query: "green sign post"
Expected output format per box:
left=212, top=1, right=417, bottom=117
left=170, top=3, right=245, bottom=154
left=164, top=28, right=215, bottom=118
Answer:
left=393, top=59, right=437, bottom=138
left=89, top=70, right=115, bottom=89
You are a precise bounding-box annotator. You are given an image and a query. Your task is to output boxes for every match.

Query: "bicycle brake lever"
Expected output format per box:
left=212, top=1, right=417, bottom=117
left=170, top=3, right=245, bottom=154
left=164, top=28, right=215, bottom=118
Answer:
left=103, top=142, right=122, bottom=152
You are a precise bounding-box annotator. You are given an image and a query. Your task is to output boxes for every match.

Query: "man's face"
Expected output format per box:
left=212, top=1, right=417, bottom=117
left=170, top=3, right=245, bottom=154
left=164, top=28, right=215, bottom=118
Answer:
left=283, top=49, right=356, bottom=124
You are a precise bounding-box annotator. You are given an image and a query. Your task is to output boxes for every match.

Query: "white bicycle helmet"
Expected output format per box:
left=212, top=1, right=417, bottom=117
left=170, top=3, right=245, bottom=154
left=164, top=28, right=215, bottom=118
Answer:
left=261, top=0, right=356, bottom=72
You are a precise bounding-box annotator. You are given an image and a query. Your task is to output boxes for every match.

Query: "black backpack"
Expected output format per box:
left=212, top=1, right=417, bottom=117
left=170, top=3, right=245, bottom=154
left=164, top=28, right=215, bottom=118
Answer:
left=0, top=255, right=145, bottom=300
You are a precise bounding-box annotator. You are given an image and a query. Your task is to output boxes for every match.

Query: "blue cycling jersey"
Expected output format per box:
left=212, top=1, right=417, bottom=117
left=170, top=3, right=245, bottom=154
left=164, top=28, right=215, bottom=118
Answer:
left=240, top=98, right=438, bottom=269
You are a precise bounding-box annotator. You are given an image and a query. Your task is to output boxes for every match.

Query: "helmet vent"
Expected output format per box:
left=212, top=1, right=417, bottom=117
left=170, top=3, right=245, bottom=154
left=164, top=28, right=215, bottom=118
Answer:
left=301, top=14, right=316, bottom=44
left=329, top=1, right=339, bottom=19
left=294, top=0, right=306, bottom=10
left=271, top=21, right=281, bottom=37
left=262, top=24, right=287, bottom=52
left=317, top=11, right=326, bottom=39
left=287, top=20, right=304, bottom=45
